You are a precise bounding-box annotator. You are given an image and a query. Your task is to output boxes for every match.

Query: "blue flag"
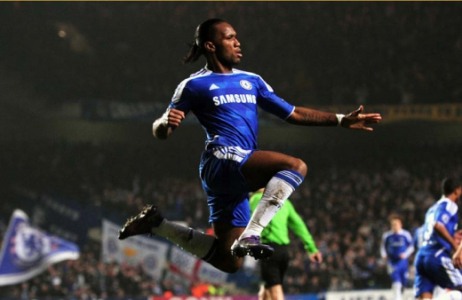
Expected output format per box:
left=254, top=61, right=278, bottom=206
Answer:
left=0, top=209, right=80, bottom=286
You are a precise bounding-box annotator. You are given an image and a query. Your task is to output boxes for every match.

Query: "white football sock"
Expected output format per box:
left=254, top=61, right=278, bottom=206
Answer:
left=153, top=220, right=216, bottom=259
left=392, top=282, right=402, bottom=300
left=434, top=291, right=462, bottom=300
left=241, top=174, right=299, bottom=239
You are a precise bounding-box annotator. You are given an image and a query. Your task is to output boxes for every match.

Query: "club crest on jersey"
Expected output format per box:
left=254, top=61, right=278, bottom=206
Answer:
left=240, top=80, right=252, bottom=90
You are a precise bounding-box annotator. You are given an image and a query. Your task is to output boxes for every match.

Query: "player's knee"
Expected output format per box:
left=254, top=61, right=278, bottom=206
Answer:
left=290, top=158, right=307, bottom=177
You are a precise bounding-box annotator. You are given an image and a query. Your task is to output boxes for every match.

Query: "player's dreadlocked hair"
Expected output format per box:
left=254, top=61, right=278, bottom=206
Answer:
left=183, top=18, right=226, bottom=64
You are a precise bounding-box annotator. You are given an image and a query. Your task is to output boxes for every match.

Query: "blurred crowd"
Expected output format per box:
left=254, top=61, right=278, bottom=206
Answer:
left=1, top=136, right=462, bottom=299
left=1, top=2, right=462, bottom=106
left=0, top=242, right=158, bottom=300
left=0, top=239, right=226, bottom=300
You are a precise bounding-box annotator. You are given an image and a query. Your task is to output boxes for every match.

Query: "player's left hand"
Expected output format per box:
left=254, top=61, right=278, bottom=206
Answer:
left=167, top=108, right=186, bottom=129
left=340, top=105, right=382, bottom=131
left=453, top=251, right=462, bottom=269
left=309, top=251, right=323, bottom=263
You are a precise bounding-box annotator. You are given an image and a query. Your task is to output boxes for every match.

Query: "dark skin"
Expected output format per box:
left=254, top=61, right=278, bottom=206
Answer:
left=153, top=21, right=382, bottom=272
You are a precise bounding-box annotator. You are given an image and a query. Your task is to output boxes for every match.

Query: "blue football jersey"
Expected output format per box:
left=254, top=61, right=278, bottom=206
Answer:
left=419, top=197, right=459, bottom=254
left=381, top=229, right=414, bottom=264
left=169, top=68, right=295, bottom=149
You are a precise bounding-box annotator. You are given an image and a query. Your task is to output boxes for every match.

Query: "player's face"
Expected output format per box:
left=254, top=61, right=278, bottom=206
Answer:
left=455, top=186, right=462, bottom=201
left=390, top=219, right=402, bottom=232
left=211, top=22, right=242, bottom=68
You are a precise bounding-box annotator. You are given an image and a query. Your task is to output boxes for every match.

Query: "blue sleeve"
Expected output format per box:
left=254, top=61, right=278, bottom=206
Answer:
left=403, top=231, right=415, bottom=258
left=255, top=76, right=295, bottom=119
left=169, top=79, right=194, bottom=114
left=435, top=202, right=452, bottom=225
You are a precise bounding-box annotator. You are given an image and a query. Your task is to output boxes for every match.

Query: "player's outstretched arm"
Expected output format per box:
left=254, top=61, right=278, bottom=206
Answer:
left=287, top=105, right=382, bottom=131
left=152, top=108, right=185, bottom=139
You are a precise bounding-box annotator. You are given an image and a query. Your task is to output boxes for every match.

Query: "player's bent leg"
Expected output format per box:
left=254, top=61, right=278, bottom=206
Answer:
left=240, top=169, right=304, bottom=237
left=242, top=150, right=307, bottom=191
left=236, top=151, right=305, bottom=253
left=119, top=205, right=214, bottom=260
left=119, top=205, right=244, bottom=273
left=205, top=223, right=246, bottom=273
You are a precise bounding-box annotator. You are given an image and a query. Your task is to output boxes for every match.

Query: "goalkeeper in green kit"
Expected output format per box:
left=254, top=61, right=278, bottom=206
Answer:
left=249, top=189, right=323, bottom=300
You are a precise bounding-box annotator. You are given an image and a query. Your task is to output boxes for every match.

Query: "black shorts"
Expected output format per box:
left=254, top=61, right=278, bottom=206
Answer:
left=260, top=243, right=290, bottom=288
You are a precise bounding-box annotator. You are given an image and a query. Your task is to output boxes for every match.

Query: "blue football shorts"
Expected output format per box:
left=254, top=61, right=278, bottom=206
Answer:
left=199, top=146, right=254, bottom=227
left=414, top=250, right=462, bottom=297
left=387, top=259, right=409, bottom=285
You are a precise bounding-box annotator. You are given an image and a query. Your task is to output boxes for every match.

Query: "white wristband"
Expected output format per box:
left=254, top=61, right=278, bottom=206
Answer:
left=159, top=108, right=170, bottom=126
left=152, top=109, right=170, bottom=138
left=336, top=114, right=345, bottom=126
